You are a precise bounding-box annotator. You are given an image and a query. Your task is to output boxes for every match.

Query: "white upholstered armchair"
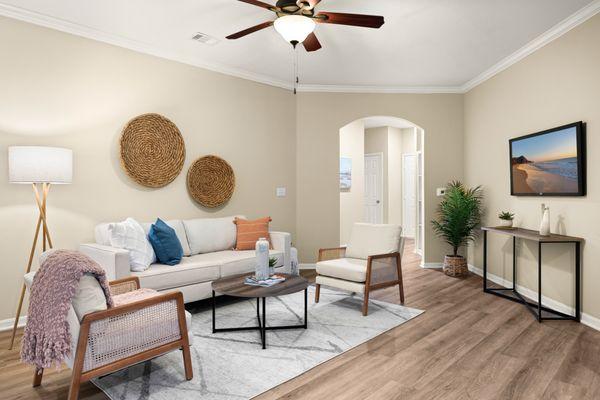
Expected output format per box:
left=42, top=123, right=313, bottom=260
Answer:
left=315, top=223, right=405, bottom=316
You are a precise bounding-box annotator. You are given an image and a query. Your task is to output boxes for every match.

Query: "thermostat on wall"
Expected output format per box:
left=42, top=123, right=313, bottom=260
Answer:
left=436, top=187, right=446, bottom=197
left=276, top=187, right=286, bottom=197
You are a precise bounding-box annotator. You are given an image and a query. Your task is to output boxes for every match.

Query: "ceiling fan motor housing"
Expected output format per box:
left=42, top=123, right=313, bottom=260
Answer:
left=276, top=0, right=314, bottom=15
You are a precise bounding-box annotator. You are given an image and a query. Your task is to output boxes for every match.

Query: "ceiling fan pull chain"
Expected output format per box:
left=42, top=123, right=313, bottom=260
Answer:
left=293, top=45, right=299, bottom=94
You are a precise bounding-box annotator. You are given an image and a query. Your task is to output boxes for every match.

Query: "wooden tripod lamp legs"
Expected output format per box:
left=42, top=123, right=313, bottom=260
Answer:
left=8, top=183, right=52, bottom=351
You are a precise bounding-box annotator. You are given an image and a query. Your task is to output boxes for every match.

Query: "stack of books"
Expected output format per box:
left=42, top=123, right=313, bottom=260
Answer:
left=244, top=274, right=286, bottom=287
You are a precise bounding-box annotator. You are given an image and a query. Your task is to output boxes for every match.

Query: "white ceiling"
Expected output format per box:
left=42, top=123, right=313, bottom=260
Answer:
left=1, top=0, right=598, bottom=91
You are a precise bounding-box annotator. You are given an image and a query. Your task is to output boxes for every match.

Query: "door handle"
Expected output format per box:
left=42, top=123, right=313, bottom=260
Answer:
left=376, top=200, right=380, bottom=204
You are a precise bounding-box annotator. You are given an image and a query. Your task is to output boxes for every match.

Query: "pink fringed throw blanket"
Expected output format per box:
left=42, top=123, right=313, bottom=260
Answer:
left=21, top=250, right=113, bottom=369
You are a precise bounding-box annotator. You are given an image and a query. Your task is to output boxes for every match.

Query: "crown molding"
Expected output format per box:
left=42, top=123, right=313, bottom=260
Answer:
left=1, top=1, right=599, bottom=95
left=461, top=0, right=600, bottom=93
left=297, top=84, right=463, bottom=94
left=0, top=2, right=294, bottom=91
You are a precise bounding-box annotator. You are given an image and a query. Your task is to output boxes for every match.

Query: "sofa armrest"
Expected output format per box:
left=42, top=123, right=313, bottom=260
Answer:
left=270, top=231, right=291, bottom=269
left=79, top=243, right=130, bottom=281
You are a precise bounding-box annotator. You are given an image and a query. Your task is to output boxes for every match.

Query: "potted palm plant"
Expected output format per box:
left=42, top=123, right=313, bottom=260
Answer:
left=431, top=181, right=483, bottom=277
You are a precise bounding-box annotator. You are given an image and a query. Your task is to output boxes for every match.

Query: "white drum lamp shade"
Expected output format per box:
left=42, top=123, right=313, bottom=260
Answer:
left=8, top=146, right=73, bottom=184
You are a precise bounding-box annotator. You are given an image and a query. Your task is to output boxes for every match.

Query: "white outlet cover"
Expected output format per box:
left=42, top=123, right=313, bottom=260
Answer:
left=276, top=187, right=286, bottom=197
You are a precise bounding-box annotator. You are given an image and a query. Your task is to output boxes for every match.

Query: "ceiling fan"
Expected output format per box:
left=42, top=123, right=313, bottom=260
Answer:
left=226, top=0, right=385, bottom=52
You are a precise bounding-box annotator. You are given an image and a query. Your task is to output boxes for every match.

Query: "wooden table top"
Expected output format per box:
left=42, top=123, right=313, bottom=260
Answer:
left=482, top=226, right=584, bottom=242
left=211, top=273, right=309, bottom=298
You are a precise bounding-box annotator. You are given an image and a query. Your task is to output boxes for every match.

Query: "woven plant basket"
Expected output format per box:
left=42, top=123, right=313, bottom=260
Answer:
left=443, top=255, right=468, bottom=277
left=120, top=113, right=185, bottom=188
left=187, top=155, right=235, bottom=208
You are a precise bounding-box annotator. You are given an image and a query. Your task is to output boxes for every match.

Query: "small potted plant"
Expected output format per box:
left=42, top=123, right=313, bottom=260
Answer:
left=498, top=211, right=515, bottom=228
left=269, top=257, right=278, bottom=276
left=432, top=181, right=483, bottom=277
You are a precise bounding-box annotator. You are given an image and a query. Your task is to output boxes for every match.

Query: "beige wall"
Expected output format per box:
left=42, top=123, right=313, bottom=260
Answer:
left=464, top=14, right=600, bottom=320
left=339, top=120, right=365, bottom=245
left=387, top=127, right=403, bottom=226
left=296, top=93, right=464, bottom=264
left=0, top=17, right=296, bottom=321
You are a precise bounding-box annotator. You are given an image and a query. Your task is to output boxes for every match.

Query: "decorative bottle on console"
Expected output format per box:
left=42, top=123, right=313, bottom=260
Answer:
left=539, top=204, right=550, bottom=236
left=255, top=237, right=270, bottom=280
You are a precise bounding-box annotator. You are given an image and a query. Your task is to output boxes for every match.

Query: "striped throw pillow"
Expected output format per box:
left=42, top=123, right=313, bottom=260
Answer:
left=234, top=217, right=272, bottom=250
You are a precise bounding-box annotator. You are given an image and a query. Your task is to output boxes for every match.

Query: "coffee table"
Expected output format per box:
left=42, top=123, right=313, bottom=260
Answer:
left=211, top=273, right=309, bottom=349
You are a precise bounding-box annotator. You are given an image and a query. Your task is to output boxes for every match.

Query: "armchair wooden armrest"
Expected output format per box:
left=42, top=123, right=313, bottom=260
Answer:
left=66, top=291, right=192, bottom=400
left=364, top=252, right=404, bottom=313
left=318, top=246, right=347, bottom=262
left=108, top=276, right=140, bottom=295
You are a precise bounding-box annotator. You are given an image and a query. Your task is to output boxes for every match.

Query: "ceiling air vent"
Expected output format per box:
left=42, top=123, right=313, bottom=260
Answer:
left=191, top=32, right=219, bottom=46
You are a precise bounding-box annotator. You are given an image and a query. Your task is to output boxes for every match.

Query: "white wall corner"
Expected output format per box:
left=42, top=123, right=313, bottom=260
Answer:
left=0, top=316, right=27, bottom=332
left=468, top=264, right=599, bottom=333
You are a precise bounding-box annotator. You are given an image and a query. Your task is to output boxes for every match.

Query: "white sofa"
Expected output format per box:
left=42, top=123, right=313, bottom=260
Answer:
left=79, top=216, right=292, bottom=303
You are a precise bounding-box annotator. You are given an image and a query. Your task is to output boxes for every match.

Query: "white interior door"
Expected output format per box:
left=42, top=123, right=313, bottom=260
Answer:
left=364, top=153, right=383, bottom=224
left=402, top=153, right=417, bottom=238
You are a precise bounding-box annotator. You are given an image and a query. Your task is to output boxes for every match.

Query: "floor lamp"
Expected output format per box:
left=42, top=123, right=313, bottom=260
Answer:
left=7, top=146, right=73, bottom=350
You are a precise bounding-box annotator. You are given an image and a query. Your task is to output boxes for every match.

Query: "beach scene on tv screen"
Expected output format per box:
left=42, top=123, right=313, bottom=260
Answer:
left=511, top=126, right=579, bottom=194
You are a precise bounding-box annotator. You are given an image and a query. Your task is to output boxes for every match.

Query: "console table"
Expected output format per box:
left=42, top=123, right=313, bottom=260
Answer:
left=481, top=226, right=582, bottom=322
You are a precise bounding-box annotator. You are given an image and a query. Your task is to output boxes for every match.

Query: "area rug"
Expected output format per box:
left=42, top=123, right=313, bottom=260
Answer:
left=93, top=285, right=423, bottom=399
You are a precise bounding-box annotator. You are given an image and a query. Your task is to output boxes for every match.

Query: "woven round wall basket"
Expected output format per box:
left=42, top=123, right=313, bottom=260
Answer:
left=120, top=113, right=185, bottom=188
left=187, top=155, right=235, bottom=208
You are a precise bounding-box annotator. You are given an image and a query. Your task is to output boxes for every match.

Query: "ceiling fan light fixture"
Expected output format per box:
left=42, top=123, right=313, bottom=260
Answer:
left=274, top=15, right=315, bottom=45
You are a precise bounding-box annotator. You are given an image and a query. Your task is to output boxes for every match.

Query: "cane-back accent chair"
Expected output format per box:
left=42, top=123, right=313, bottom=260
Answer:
left=25, top=275, right=193, bottom=400
left=315, top=223, right=405, bottom=316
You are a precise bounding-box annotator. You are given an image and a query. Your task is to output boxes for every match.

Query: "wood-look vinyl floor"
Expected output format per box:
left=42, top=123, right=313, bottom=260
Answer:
left=2, top=240, right=599, bottom=399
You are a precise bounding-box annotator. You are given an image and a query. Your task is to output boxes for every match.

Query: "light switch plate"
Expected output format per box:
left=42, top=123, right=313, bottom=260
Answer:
left=436, top=187, right=446, bottom=197
left=276, top=187, right=286, bottom=197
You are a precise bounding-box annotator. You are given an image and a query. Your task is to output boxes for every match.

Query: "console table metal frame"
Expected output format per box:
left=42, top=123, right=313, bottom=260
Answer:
left=482, top=227, right=582, bottom=323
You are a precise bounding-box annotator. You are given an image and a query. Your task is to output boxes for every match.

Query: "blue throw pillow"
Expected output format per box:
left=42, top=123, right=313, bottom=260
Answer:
left=148, top=218, right=183, bottom=266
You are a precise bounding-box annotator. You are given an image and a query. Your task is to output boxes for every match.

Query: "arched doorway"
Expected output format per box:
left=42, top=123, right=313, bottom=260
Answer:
left=339, top=116, right=425, bottom=257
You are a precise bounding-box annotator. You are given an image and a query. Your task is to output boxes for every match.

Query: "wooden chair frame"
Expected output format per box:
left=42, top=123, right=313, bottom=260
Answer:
left=315, top=246, right=405, bottom=316
left=32, top=276, right=193, bottom=400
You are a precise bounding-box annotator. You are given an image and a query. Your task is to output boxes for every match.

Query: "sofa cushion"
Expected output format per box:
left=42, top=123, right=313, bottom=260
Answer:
left=234, top=217, right=272, bottom=250
left=316, top=258, right=368, bottom=283
left=345, top=223, right=402, bottom=260
left=216, top=250, right=284, bottom=277
left=148, top=219, right=183, bottom=266
left=108, top=218, right=155, bottom=272
left=183, top=216, right=244, bottom=255
left=133, top=256, right=221, bottom=291
left=140, top=220, right=191, bottom=257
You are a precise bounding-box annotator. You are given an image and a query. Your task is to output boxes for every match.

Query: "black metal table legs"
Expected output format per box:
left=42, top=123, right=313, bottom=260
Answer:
left=482, top=233, right=580, bottom=322
left=212, top=289, right=309, bottom=349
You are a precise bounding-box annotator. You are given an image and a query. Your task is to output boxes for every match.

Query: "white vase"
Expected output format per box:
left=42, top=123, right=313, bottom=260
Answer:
left=255, top=237, right=270, bottom=280
left=539, top=205, right=550, bottom=236
left=290, top=247, right=299, bottom=276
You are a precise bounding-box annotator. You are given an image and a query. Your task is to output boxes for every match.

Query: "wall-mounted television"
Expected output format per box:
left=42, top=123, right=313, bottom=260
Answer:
left=509, top=122, right=586, bottom=196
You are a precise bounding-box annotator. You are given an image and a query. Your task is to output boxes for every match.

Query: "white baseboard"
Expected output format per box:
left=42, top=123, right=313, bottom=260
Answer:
left=468, top=264, right=600, bottom=332
left=299, top=263, right=316, bottom=270
left=421, top=262, right=443, bottom=269
left=0, top=316, right=27, bottom=332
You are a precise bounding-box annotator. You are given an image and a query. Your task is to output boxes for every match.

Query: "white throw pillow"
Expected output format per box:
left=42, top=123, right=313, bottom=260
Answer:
left=108, top=217, right=155, bottom=272
left=72, top=274, right=108, bottom=320
left=345, top=223, right=402, bottom=260
left=183, top=216, right=244, bottom=255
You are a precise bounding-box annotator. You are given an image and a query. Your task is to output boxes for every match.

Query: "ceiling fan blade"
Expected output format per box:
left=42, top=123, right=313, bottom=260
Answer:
left=226, top=21, right=274, bottom=39
left=237, top=0, right=276, bottom=11
left=303, top=32, right=322, bottom=52
left=315, top=12, right=384, bottom=28
left=297, top=0, right=321, bottom=10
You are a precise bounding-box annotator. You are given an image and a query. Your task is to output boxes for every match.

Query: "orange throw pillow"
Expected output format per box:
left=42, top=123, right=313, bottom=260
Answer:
left=234, top=217, right=272, bottom=251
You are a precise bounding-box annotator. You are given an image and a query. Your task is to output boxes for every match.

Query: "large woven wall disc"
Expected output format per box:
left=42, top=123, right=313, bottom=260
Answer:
left=120, top=113, right=185, bottom=188
left=187, top=155, right=235, bottom=208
